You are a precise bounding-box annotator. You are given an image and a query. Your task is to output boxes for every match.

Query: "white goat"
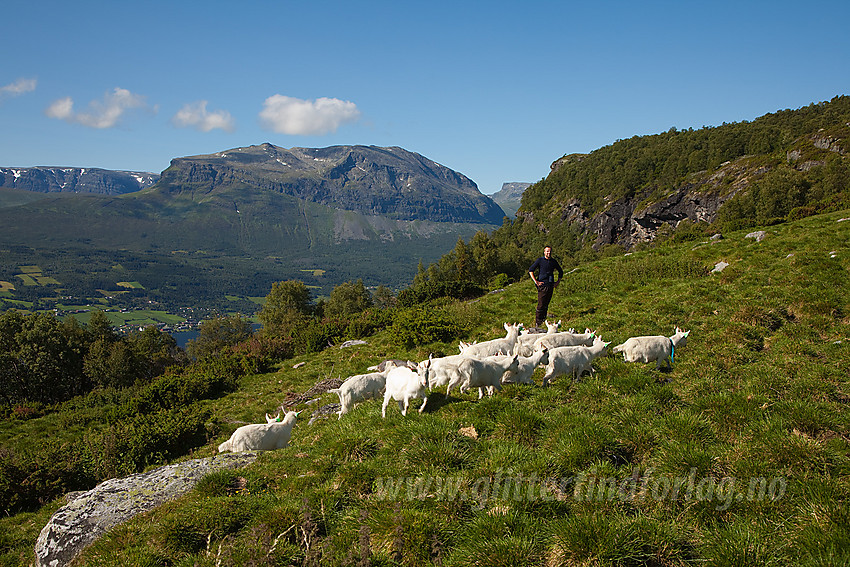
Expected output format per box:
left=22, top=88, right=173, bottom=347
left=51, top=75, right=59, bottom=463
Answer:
left=541, top=336, right=611, bottom=386
left=495, top=347, right=550, bottom=386
left=458, top=322, right=523, bottom=358
left=612, top=327, right=690, bottom=370
left=367, top=359, right=417, bottom=372
left=218, top=411, right=300, bottom=453
left=418, top=353, right=467, bottom=391
left=382, top=365, right=430, bottom=417
left=448, top=354, right=520, bottom=398
left=516, top=320, right=561, bottom=356
left=533, top=327, right=596, bottom=351
left=328, top=370, right=389, bottom=419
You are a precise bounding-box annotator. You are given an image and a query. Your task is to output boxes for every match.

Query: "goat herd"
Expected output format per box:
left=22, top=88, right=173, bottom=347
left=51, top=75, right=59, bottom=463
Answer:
left=218, top=321, right=690, bottom=453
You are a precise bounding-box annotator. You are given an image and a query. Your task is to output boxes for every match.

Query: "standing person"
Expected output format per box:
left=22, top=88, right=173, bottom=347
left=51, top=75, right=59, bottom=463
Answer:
left=528, top=245, right=564, bottom=329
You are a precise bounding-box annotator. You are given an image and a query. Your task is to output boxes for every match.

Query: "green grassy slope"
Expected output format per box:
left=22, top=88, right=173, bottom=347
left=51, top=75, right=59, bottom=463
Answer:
left=5, top=211, right=850, bottom=566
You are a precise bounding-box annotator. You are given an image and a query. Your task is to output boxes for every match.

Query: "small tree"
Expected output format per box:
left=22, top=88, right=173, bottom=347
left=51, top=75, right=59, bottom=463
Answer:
left=87, top=310, right=118, bottom=343
left=186, top=315, right=254, bottom=360
left=84, top=338, right=142, bottom=389
left=372, top=285, right=397, bottom=310
left=323, top=279, right=373, bottom=318
left=127, top=326, right=182, bottom=381
left=257, top=280, right=313, bottom=337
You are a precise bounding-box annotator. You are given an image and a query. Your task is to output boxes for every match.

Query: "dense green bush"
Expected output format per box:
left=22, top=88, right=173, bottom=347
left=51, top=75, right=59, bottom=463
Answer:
left=185, top=314, right=254, bottom=361
left=0, top=354, right=248, bottom=515
left=229, top=335, right=296, bottom=370
left=119, top=355, right=243, bottom=416
left=322, top=279, right=373, bottom=319
left=390, top=307, right=467, bottom=347
left=397, top=280, right=486, bottom=307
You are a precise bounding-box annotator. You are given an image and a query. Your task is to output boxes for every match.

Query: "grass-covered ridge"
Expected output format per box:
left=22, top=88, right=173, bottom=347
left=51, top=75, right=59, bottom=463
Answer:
left=5, top=211, right=850, bottom=566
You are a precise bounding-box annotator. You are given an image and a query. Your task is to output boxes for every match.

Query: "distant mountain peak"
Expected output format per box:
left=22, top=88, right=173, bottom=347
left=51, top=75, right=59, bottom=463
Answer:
left=157, top=144, right=505, bottom=224
left=489, top=182, right=531, bottom=218
left=0, top=166, right=159, bottom=195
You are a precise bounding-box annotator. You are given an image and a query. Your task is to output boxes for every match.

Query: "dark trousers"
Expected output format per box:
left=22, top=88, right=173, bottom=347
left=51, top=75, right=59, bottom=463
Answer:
left=535, top=283, right=554, bottom=327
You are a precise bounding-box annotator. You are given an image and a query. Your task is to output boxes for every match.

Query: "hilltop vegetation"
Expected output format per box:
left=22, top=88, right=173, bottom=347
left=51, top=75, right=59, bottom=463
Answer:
left=415, top=96, right=850, bottom=290
left=1, top=208, right=848, bottom=566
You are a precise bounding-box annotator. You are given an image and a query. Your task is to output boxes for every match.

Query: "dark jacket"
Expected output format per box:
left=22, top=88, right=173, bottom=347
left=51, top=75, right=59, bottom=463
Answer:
left=529, top=256, right=564, bottom=284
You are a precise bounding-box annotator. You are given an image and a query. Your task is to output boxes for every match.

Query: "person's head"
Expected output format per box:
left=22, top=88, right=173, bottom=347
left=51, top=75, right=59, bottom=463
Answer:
left=543, top=246, right=552, bottom=259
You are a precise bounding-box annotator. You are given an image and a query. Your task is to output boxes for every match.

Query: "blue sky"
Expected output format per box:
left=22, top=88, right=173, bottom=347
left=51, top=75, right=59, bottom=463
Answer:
left=2, top=0, right=849, bottom=195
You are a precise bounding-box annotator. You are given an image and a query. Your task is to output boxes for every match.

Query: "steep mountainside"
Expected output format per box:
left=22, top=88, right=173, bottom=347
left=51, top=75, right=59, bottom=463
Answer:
left=0, top=167, right=159, bottom=195
left=153, top=144, right=505, bottom=224
left=511, top=95, right=850, bottom=252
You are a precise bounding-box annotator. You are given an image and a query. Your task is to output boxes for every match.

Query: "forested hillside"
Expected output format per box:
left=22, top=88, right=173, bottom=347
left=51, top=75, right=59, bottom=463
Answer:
left=414, top=96, right=850, bottom=289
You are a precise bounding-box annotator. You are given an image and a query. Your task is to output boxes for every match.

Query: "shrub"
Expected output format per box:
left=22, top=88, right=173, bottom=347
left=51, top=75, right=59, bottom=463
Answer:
left=489, top=273, right=512, bottom=290
left=390, top=307, right=467, bottom=347
left=121, top=356, right=244, bottom=416
left=0, top=403, right=216, bottom=516
left=229, top=335, right=296, bottom=369
left=397, top=280, right=486, bottom=308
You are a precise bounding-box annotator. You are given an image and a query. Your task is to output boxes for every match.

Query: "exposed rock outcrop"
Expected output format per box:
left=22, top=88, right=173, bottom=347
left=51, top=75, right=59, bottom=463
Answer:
left=35, top=452, right=258, bottom=567
left=525, top=154, right=763, bottom=250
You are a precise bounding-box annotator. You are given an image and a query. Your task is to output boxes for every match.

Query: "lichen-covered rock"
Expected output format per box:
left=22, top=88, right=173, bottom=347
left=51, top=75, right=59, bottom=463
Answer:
left=34, top=452, right=258, bottom=567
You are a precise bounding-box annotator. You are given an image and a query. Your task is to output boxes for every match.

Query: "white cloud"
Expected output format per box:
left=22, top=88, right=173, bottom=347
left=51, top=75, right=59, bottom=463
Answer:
left=0, top=78, right=37, bottom=100
left=45, top=87, right=151, bottom=128
left=45, top=96, right=74, bottom=120
left=259, top=94, right=361, bottom=135
left=172, top=100, right=235, bottom=132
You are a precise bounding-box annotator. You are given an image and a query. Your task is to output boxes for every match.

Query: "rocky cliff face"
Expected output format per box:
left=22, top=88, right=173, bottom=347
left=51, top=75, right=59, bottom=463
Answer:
left=522, top=156, right=754, bottom=249
left=155, top=144, right=506, bottom=224
left=0, top=167, right=159, bottom=194
left=523, top=129, right=846, bottom=250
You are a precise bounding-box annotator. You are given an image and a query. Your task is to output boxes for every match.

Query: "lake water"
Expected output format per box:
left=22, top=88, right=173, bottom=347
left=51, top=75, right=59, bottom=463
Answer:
left=170, top=323, right=262, bottom=348
left=171, top=330, right=199, bottom=348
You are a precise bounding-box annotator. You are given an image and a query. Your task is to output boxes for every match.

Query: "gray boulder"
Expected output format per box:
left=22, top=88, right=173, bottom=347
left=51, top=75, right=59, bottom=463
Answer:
left=35, top=452, right=258, bottom=567
left=745, top=230, right=767, bottom=242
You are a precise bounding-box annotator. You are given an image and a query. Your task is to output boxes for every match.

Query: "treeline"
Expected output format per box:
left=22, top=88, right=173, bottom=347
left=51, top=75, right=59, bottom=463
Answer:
left=0, top=310, right=184, bottom=407
left=0, top=276, right=480, bottom=412
left=523, top=94, right=850, bottom=216
left=414, top=95, right=850, bottom=287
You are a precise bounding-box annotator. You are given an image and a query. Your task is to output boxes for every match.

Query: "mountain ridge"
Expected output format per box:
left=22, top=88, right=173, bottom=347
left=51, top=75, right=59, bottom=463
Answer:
left=489, top=181, right=531, bottom=217
left=0, top=144, right=505, bottom=305
left=152, top=143, right=506, bottom=224
left=0, top=166, right=159, bottom=195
